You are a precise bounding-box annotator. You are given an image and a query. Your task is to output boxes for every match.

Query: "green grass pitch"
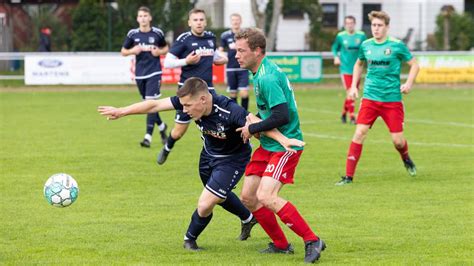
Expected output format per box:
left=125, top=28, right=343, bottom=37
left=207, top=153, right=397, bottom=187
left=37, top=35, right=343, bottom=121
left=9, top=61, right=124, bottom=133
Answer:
left=0, top=85, right=472, bottom=264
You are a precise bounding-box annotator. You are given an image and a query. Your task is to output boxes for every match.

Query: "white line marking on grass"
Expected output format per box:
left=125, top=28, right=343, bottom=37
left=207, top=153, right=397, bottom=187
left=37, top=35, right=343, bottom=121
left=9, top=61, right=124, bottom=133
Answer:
left=298, top=108, right=474, bottom=128
left=405, top=119, right=474, bottom=128
left=304, top=132, right=474, bottom=149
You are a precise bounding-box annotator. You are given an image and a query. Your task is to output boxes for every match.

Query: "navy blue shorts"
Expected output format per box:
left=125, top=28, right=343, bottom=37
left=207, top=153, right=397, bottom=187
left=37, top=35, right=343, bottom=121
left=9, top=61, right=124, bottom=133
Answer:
left=226, top=70, right=249, bottom=92
left=136, top=74, right=162, bottom=100
left=175, top=85, right=216, bottom=124
left=199, top=149, right=251, bottom=199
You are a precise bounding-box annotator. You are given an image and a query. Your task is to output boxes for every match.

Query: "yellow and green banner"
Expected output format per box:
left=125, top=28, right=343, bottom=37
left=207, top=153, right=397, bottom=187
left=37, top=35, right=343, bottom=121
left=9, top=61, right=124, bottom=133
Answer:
left=416, top=55, right=474, bottom=83
left=267, top=55, right=322, bottom=82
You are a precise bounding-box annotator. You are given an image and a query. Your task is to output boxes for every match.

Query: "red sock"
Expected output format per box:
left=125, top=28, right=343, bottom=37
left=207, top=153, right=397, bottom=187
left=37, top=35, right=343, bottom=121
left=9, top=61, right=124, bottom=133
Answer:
left=396, top=140, right=409, bottom=160
left=347, top=99, right=355, bottom=118
left=253, top=207, right=289, bottom=249
left=342, top=99, right=348, bottom=115
left=277, top=202, right=318, bottom=242
left=346, top=141, right=363, bottom=177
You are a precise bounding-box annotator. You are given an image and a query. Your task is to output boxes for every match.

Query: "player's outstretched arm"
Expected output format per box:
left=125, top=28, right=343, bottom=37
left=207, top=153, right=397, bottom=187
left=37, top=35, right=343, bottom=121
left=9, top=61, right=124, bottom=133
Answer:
left=401, top=58, right=419, bottom=94
left=98, top=98, right=174, bottom=120
left=238, top=113, right=305, bottom=153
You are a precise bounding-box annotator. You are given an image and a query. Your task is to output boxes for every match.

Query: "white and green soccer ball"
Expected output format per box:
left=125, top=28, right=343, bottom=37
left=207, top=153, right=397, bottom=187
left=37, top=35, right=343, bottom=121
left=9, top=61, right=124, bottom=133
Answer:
left=44, top=173, right=79, bottom=207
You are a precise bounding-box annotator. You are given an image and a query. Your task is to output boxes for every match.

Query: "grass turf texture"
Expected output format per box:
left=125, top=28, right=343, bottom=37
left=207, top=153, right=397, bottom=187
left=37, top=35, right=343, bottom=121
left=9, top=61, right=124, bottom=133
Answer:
left=0, top=85, right=472, bottom=264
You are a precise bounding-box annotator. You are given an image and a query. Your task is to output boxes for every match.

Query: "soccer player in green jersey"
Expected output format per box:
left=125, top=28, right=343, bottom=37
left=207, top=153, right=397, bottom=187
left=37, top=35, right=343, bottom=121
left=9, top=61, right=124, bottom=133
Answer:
left=332, top=16, right=366, bottom=124
left=336, top=11, right=420, bottom=186
left=234, top=28, right=325, bottom=263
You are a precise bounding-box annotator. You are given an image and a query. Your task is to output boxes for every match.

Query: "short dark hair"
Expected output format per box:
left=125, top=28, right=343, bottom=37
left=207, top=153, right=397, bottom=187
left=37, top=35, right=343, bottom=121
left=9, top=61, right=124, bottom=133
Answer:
left=345, top=15, right=356, bottom=23
left=177, top=77, right=209, bottom=98
left=188, top=8, right=206, bottom=19
left=138, top=6, right=151, bottom=14
left=234, top=27, right=266, bottom=54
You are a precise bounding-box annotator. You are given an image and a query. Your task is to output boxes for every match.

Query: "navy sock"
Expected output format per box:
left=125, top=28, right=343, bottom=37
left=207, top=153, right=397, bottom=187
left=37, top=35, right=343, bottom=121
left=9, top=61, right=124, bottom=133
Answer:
left=185, top=209, right=213, bottom=240
left=146, top=113, right=156, bottom=135
left=155, top=112, right=163, bottom=126
left=241, top=97, right=249, bottom=111
left=165, top=134, right=177, bottom=150
left=218, top=192, right=251, bottom=221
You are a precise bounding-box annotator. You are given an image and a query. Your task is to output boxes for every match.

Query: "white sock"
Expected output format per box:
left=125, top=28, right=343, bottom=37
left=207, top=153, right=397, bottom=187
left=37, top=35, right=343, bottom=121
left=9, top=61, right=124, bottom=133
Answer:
left=144, top=134, right=152, bottom=142
left=242, top=213, right=253, bottom=224
left=158, top=123, right=166, bottom=131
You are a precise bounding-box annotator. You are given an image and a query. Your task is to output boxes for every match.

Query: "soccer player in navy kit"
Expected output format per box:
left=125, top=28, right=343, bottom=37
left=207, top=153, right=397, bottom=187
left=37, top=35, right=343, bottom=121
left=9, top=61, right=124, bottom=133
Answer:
left=158, top=8, right=227, bottom=165
left=121, top=6, right=169, bottom=148
left=98, top=77, right=304, bottom=251
left=219, top=13, right=250, bottom=110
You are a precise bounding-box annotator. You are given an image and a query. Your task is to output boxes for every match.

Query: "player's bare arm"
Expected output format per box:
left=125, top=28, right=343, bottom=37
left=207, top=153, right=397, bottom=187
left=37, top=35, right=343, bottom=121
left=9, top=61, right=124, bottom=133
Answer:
left=185, top=51, right=201, bottom=65
left=236, top=113, right=305, bottom=153
left=400, top=58, right=420, bottom=94
left=333, top=56, right=341, bottom=66
left=349, top=59, right=364, bottom=99
left=120, top=45, right=143, bottom=56
left=98, top=98, right=174, bottom=120
left=151, top=44, right=169, bottom=57
left=213, top=50, right=228, bottom=65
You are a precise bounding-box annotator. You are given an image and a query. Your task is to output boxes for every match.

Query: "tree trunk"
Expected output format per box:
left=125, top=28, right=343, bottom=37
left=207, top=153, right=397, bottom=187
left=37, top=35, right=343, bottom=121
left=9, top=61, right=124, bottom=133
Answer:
left=250, top=0, right=266, bottom=30
left=266, top=0, right=283, bottom=51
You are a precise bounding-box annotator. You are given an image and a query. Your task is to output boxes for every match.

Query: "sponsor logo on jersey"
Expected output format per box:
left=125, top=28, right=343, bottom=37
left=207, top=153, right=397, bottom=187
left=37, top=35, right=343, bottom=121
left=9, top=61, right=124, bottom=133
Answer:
left=368, top=60, right=390, bottom=66
left=138, top=43, right=154, bottom=50
left=195, top=47, right=214, bottom=56
left=198, top=124, right=227, bottom=139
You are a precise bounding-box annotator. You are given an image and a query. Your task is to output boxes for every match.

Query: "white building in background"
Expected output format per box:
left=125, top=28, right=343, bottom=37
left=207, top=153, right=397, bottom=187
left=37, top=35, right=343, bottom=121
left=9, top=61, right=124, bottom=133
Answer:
left=319, top=0, right=465, bottom=50
left=197, top=0, right=466, bottom=51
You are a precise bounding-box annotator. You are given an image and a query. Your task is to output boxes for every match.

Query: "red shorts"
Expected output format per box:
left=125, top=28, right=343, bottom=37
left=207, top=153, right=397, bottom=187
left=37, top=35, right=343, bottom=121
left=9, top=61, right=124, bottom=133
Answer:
left=245, top=146, right=302, bottom=184
left=341, top=74, right=360, bottom=90
left=356, top=98, right=405, bottom=133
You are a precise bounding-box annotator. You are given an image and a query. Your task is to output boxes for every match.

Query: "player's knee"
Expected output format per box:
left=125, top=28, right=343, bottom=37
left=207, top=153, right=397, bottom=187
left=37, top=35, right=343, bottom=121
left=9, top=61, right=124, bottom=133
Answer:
left=393, top=138, right=405, bottom=149
left=197, top=201, right=214, bottom=216
left=353, top=128, right=368, bottom=142
left=256, top=190, right=274, bottom=208
left=171, top=129, right=184, bottom=140
left=240, top=193, right=257, bottom=209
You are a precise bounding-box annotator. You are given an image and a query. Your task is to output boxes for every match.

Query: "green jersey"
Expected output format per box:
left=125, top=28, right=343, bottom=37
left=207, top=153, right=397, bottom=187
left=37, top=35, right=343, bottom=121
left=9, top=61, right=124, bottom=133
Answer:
left=331, top=30, right=366, bottom=74
left=359, top=37, right=413, bottom=102
left=253, top=57, right=303, bottom=152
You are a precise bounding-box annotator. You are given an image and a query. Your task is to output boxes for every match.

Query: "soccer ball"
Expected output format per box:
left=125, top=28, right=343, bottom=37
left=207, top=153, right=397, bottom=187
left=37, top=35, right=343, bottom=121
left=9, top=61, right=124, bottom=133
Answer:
left=44, top=173, right=79, bottom=207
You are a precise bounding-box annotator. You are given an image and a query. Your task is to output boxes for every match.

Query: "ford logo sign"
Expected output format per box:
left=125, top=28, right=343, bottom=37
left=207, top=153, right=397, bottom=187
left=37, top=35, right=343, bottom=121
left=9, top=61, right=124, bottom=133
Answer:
left=38, top=59, right=62, bottom=68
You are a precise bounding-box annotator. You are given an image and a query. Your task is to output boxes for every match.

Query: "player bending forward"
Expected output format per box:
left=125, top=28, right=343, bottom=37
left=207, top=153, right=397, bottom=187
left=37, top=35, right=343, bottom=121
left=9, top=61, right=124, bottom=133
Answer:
left=98, top=77, right=304, bottom=251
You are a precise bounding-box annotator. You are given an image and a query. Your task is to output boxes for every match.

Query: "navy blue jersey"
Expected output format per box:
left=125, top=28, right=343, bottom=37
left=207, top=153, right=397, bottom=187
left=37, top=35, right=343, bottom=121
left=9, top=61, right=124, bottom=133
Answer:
left=123, top=27, right=167, bottom=79
left=169, top=31, right=217, bottom=87
left=220, top=30, right=241, bottom=70
left=170, top=94, right=251, bottom=156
